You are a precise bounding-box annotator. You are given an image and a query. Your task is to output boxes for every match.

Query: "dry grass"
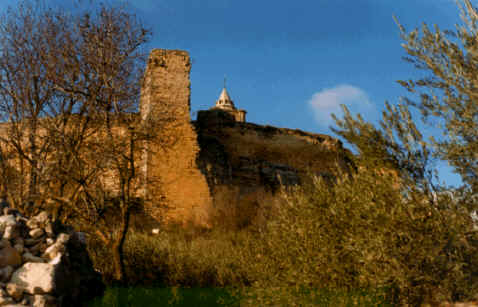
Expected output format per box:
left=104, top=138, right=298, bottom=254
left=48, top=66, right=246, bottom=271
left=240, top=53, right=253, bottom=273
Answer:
left=87, top=169, right=478, bottom=306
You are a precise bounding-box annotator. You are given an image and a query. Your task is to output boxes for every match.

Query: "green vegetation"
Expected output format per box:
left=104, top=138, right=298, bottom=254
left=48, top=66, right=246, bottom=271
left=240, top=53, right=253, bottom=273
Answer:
left=86, top=1, right=478, bottom=305
left=0, top=0, right=153, bottom=282
left=0, top=0, right=475, bottom=306
left=86, top=0, right=478, bottom=306
left=86, top=286, right=392, bottom=307
left=87, top=287, right=237, bottom=307
left=86, top=166, right=477, bottom=306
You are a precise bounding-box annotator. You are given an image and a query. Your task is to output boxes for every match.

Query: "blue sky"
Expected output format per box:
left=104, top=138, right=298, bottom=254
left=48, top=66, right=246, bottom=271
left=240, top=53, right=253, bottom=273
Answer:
left=0, top=0, right=465, bottom=186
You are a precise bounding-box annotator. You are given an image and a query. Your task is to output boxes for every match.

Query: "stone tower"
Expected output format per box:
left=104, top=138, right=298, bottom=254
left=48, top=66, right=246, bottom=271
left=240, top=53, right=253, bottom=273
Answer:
left=140, top=49, right=212, bottom=227
left=211, top=85, right=247, bottom=122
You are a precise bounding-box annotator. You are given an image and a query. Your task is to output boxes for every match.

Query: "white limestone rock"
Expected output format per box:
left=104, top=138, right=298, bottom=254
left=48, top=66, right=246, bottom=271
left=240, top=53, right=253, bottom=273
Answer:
left=25, top=219, right=39, bottom=230
left=0, top=216, right=16, bottom=232
left=47, top=254, right=62, bottom=266
left=44, top=224, right=54, bottom=238
left=5, top=283, right=23, bottom=301
left=33, top=294, right=57, bottom=307
left=3, top=225, right=19, bottom=240
left=55, top=234, right=69, bottom=245
left=42, top=243, right=65, bottom=261
left=0, top=209, right=103, bottom=305
left=10, top=263, right=56, bottom=294
left=28, top=229, right=44, bottom=239
left=33, top=212, right=49, bottom=226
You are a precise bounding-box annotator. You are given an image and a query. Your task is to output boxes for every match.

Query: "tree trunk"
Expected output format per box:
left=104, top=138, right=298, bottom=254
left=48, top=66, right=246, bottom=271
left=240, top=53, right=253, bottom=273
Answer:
left=111, top=241, right=123, bottom=282
left=111, top=202, right=131, bottom=283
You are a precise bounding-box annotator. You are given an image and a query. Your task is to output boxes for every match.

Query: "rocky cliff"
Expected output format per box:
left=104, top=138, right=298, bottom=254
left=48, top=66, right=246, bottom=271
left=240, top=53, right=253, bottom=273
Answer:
left=195, top=109, right=351, bottom=191
left=193, top=109, right=353, bottom=227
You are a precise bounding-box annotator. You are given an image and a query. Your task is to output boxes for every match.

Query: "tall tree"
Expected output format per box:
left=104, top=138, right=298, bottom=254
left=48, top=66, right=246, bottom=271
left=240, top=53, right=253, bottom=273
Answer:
left=0, top=0, right=152, bottom=281
left=329, top=2, right=478, bottom=302
left=0, top=1, right=60, bottom=210
left=394, top=0, right=478, bottom=192
left=333, top=0, right=478, bottom=196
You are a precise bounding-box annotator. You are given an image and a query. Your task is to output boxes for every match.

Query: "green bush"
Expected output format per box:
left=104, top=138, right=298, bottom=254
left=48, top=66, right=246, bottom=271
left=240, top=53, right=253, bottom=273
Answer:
left=233, top=170, right=478, bottom=306
left=86, top=168, right=477, bottom=305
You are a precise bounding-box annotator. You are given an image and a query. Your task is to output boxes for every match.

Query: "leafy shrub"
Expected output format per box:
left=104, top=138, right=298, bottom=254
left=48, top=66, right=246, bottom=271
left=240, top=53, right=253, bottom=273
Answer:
left=87, top=167, right=477, bottom=305
left=233, top=169, right=478, bottom=306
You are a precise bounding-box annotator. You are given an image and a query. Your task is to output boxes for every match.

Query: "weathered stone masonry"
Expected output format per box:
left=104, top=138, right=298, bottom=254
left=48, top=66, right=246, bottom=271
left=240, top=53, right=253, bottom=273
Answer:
left=140, top=49, right=213, bottom=227
left=0, top=48, right=351, bottom=229
left=138, top=49, right=352, bottom=228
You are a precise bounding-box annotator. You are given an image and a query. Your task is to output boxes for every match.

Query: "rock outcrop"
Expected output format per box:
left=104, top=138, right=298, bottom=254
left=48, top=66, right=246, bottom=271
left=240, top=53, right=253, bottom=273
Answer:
left=0, top=207, right=103, bottom=306
left=192, top=109, right=353, bottom=226
left=195, top=109, right=352, bottom=191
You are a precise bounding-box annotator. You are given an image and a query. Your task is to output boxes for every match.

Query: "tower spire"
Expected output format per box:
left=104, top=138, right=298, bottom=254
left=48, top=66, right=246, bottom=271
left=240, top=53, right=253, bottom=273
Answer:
left=215, top=76, right=235, bottom=110
left=205, top=74, right=247, bottom=123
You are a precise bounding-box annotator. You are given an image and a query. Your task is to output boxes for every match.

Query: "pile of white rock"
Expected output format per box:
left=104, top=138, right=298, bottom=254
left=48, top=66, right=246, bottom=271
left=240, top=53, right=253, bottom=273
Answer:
left=0, top=207, right=103, bottom=307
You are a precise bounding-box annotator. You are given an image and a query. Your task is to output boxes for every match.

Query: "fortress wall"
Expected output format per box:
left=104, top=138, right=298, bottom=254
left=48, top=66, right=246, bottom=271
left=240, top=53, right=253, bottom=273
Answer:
left=194, top=117, right=354, bottom=228
left=140, top=49, right=213, bottom=227
left=195, top=114, right=354, bottom=186
left=195, top=117, right=352, bottom=189
left=0, top=48, right=351, bottom=229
